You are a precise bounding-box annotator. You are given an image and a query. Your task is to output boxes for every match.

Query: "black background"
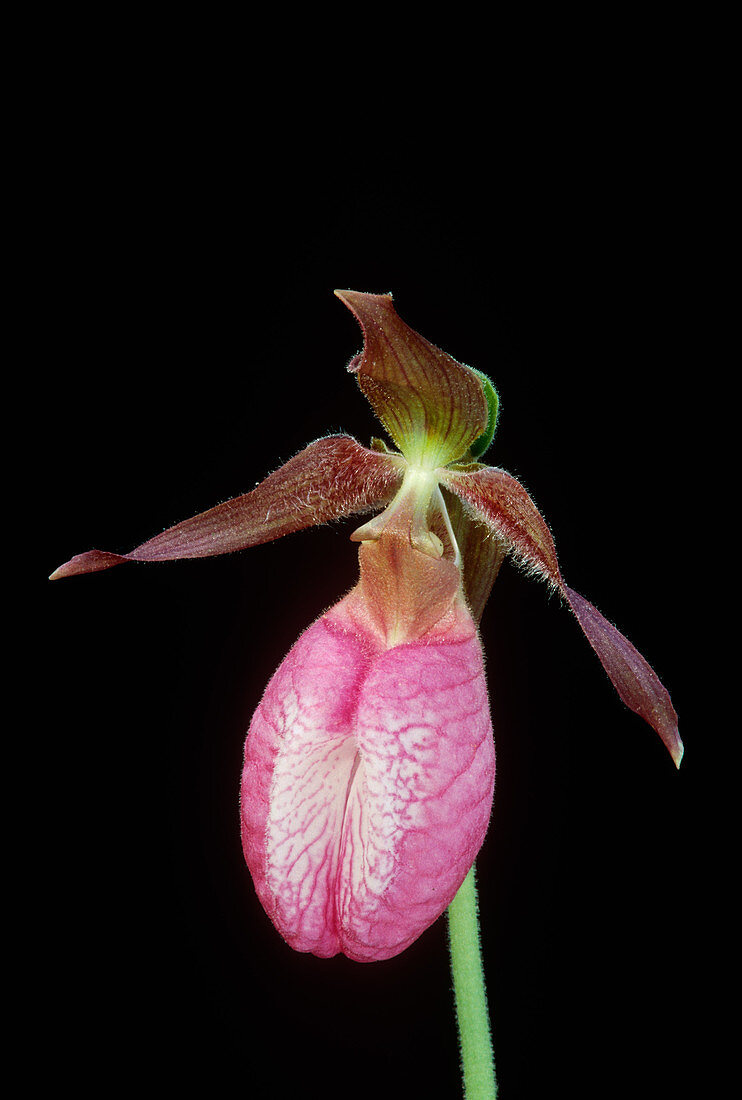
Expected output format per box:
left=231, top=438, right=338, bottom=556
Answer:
left=33, top=44, right=722, bottom=1100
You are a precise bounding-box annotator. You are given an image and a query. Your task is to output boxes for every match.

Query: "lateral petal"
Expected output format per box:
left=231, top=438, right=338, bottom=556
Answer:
left=335, top=290, right=489, bottom=469
left=440, top=465, right=561, bottom=587
left=441, top=465, right=683, bottom=767
left=50, top=435, right=405, bottom=579
left=563, top=586, right=682, bottom=768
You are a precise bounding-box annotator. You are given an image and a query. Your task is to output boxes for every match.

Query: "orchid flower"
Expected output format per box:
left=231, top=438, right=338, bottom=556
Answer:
left=50, top=290, right=681, bottom=1095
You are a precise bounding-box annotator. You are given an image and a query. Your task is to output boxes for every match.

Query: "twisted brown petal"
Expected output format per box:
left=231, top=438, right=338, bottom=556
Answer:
left=50, top=435, right=405, bottom=580
left=441, top=464, right=683, bottom=767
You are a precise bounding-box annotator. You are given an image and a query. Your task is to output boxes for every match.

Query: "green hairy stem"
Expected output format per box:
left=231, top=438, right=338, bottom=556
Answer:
left=446, top=866, right=497, bottom=1098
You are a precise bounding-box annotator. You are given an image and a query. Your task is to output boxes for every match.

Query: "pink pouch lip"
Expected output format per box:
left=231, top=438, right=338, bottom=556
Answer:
left=240, top=593, right=495, bottom=962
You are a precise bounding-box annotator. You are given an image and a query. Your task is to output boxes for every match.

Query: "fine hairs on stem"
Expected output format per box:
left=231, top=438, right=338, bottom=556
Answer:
left=446, top=865, right=497, bottom=1098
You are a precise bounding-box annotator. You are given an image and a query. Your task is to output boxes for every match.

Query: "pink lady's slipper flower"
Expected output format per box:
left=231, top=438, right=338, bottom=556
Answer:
left=50, top=290, right=682, bottom=965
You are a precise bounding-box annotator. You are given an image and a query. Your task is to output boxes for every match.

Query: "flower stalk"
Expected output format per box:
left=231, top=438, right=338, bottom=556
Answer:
left=447, top=867, right=497, bottom=1099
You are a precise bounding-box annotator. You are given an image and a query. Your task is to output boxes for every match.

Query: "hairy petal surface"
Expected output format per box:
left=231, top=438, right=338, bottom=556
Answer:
left=441, top=464, right=683, bottom=767
left=336, top=290, right=489, bottom=469
left=50, top=436, right=404, bottom=579
left=440, top=465, right=561, bottom=585
left=240, top=591, right=494, bottom=962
